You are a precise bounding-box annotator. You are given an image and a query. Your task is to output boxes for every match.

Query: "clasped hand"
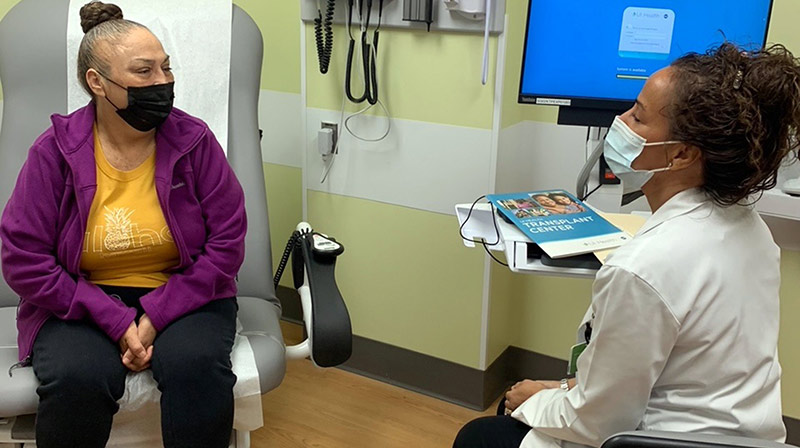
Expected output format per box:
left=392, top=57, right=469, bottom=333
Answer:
left=118, top=314, right=157, bottom=372
left=504, top=380, right=562, bottom=414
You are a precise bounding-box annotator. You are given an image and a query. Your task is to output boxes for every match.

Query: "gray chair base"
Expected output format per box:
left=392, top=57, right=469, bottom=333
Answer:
left=603, top=431, right=798, bottom=448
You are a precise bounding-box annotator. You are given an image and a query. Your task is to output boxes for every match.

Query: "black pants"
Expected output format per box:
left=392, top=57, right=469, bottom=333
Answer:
left=452, top=396, right=532, bottom=448
left=31, top=285, right=238, bottom=448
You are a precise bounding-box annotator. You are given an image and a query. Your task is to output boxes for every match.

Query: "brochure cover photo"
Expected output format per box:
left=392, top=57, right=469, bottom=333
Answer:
left=487, top=190, right=631, bottom=258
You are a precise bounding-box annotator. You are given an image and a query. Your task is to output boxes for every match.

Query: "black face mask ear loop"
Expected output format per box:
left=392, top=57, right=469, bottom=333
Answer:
left=96, top=71, right=126, bottom=111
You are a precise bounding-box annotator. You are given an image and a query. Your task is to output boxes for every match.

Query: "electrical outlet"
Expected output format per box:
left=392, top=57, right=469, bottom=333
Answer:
left=321, top=122, right=338, bottom=153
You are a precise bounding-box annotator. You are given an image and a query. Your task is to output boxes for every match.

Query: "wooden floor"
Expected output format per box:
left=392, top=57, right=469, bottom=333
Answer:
left=250, top=322, right=496, bottom=448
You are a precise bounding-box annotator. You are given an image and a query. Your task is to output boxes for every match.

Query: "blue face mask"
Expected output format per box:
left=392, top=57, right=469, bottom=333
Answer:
left=603, top=116, right=681, bottom=194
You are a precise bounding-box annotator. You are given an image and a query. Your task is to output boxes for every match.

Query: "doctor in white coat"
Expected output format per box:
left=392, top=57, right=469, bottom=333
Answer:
left=454, top=43, right=800, bottom=448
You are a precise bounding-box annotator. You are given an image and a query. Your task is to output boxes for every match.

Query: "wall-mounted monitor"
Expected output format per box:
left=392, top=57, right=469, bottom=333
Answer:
left=518, top=0, right=774, bottom=126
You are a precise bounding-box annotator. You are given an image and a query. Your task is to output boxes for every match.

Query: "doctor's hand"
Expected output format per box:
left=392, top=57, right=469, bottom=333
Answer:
left=534, top=379, right=576, bottom=390
left=504, top=380, right=548, bottom=413
left=533, top=380, right=562, bottom=390
left=119, top=321, right=150, bottom=372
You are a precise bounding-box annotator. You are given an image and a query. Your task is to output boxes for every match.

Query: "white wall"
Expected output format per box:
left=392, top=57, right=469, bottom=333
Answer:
left=259, top=90, right=303, bottom=168
left=305, top=108, right=495, bottom=215
left=495, top=120, right=587, bottom=194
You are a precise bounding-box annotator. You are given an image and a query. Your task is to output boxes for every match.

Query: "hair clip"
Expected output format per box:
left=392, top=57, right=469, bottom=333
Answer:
left=733, top=69, right=744, bottom=90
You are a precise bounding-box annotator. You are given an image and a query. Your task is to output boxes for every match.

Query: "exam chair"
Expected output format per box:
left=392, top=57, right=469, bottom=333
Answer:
left=0, top=1, right=351, bottom=447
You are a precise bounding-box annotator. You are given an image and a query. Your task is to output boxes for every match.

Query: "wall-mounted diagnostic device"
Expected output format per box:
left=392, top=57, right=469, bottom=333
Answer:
left=403, top=0, right=434, bottom=30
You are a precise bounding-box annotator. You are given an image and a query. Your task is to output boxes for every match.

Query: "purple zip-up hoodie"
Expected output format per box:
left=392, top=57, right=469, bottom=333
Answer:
left=0, top=104, right=247, bottom=362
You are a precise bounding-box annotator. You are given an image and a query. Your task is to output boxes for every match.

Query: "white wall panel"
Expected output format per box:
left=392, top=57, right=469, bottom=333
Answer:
left=305, top=108, right=494, bottom=215
left=496, top=120, right=588, bottom=194
left=259, top=90, right=303, bottom=168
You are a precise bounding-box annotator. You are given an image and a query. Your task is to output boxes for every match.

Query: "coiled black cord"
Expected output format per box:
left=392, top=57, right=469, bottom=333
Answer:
left=274, top=228, right=310, bottom=289
left=314, top=1, right=336, bottom=74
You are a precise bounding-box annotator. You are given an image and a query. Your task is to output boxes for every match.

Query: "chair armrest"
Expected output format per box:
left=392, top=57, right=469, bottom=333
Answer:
left=285, top=223, right=352, bottom=368
left=602, top=431, right=796, bottom=448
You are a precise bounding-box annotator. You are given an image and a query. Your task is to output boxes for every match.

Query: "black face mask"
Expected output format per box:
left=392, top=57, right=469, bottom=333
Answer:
left=102, top=76, right=175, bottom=132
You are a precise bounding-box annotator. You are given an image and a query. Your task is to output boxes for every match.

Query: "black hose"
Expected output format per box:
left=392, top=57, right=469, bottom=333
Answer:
left=346, top=37, right=367, bottom=102
left=367, top=30, right=379, bottom=105
left=345, top=0, right=383, bottom=105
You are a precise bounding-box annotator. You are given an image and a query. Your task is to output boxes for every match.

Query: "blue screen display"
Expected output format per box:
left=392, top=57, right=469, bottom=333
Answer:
left=519, top=1, right=773, bottom=103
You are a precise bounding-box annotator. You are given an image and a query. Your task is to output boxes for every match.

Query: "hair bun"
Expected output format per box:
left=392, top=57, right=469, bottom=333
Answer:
left=79, top=1, right=123, bottom=33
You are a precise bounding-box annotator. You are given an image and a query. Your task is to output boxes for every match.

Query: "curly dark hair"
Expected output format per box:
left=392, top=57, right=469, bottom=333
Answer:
left=669, top=43, right=800, bottom=206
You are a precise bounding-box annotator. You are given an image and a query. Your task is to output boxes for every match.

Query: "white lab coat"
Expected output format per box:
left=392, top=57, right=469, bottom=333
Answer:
left=511, top=188, right=786, bottom=448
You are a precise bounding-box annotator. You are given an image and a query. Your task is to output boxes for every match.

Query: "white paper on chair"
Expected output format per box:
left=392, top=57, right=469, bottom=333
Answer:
left=66, top=0, right=232, bottom=154
left=114, top=329, right=263, bottom=438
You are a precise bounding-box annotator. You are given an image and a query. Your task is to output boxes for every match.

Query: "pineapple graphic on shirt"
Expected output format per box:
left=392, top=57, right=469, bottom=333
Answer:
left=103, top=206, right=135, bottom=251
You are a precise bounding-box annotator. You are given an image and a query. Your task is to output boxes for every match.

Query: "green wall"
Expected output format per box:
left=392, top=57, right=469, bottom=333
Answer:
left=779, top=250, right=800, bottom=418
left=0, top=1, right=14, bottom=22
left=767, top=0, right=800, bottom=51
left=308, top=192, right=486, bottom=367
left=487, top=266, right=593, bottom=363
left=499, top=0, right=558, bottom=129
left=234, top=0, right=301, bottom=95
left=305, top=24, right=498, bottom=129
left=302, top=20, right=501, bottom=368
left=263, top=163, right=303, bottom=288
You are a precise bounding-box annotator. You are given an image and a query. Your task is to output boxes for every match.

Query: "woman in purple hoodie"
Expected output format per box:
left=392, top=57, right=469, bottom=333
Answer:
left=0, top=2, right=246, bottom=447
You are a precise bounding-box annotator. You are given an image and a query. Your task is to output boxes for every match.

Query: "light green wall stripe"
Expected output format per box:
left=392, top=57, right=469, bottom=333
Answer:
left=234, top=0, right=301, bottom=94
left=499, top=0, right=558, bottom=129
left=0, top=1, right=17, bottom=22
left=511, top=275, right=593, bottom=359
left=767, top=0, right=800, bottom=51
left=487, top=264, right=518, bottom=363
left=305, top=24, right=497, bottom=130
left=488, top=265, right=592, bottom=363
left=307, top=191, right=485, bottom=368
left=264, top=163, right=303, bottom=288
left=779, top=250, right=800, bottom=419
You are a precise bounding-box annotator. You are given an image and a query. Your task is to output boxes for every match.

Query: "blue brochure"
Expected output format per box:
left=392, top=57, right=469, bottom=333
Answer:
left=487, top=190, right=630, bottom=259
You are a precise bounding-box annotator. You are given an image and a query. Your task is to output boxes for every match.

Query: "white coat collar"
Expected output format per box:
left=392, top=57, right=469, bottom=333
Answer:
left=637, top=188, right=709, bottom=236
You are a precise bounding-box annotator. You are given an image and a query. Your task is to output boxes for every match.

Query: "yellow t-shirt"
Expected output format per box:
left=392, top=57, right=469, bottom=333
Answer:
left=80, top=127, right=180, bottom=287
